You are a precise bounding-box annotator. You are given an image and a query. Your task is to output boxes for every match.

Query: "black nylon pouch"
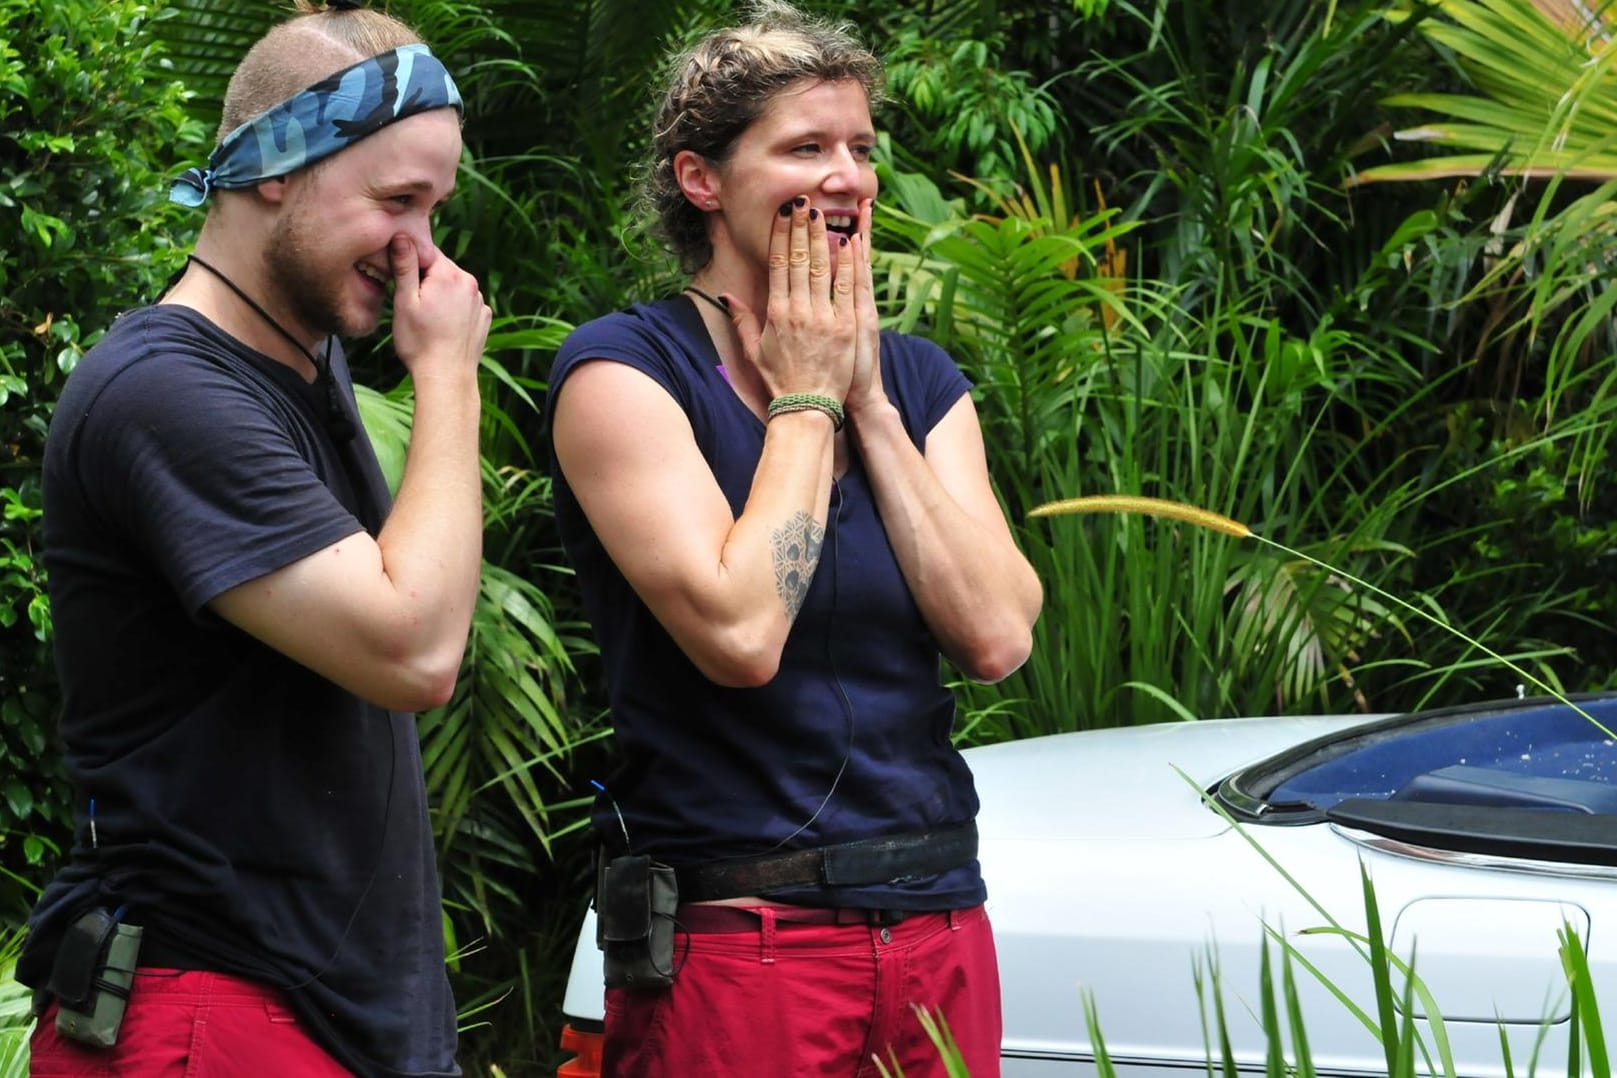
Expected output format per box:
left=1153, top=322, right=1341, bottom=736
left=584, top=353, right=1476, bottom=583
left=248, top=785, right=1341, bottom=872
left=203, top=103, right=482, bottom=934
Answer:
left=596, top=854, right=678, bottom=990
left=46, top=908, right=117, bottom=1010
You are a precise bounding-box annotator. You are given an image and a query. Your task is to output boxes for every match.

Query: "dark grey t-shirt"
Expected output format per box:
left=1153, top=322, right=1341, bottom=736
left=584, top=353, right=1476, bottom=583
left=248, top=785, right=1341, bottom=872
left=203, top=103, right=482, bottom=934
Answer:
left=20, top=305, right=459, bottom=1077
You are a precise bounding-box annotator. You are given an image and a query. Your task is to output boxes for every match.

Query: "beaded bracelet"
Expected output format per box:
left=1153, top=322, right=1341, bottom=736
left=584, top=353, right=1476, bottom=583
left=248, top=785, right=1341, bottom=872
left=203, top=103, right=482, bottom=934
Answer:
left=767, top=392, right=845, bottom=431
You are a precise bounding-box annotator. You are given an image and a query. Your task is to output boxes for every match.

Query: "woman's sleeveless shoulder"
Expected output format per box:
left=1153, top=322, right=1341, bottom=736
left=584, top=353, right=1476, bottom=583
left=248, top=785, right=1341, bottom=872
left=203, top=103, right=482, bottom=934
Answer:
left=548, top=299, right=707, bottom=419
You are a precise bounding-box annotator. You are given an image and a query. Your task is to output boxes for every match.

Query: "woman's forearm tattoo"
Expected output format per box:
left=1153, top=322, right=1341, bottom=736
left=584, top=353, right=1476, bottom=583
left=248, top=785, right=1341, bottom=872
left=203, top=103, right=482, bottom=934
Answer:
left=771, top=511, right=825, bottom=619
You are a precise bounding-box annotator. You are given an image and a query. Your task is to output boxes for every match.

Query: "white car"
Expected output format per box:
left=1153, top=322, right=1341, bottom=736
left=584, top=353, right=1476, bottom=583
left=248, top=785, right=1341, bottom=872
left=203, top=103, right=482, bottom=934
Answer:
left=557, top=695, right=1617, bottom=1075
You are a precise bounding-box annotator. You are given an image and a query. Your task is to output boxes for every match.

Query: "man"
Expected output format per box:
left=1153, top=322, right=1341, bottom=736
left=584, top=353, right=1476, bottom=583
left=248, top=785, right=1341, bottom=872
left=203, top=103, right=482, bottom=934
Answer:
left=16, top=3, right=490, bottom=1075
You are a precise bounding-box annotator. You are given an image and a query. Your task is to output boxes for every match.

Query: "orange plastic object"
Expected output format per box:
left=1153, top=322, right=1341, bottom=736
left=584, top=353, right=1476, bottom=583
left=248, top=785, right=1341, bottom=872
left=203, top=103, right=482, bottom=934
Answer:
left=556, top=1022, right=604, bottom=1078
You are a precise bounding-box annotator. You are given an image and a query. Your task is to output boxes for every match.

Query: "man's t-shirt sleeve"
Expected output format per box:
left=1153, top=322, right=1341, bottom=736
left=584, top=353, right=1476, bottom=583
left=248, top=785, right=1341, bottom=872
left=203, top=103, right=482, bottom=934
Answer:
left=70, top=356, right=367, bottom=616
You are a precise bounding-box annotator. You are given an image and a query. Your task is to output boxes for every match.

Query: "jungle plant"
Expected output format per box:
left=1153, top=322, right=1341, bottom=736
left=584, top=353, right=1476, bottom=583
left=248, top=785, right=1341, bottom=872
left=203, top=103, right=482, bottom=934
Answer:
left=871, top=138, right=1506, bottom=733
left=0, top=924, right=29, bottom=1078
left=882, top=29, right=1064, bottom=184
left=1342, top=0, right=1617, bottom=692
left=0, top=0, right=206, bottom=915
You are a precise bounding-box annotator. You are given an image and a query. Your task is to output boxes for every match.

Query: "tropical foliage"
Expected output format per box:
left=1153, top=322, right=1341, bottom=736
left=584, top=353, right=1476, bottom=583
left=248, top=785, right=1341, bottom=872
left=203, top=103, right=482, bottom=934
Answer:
left=5, top=0, right=1617, bottom=1070
left=0, top=926, right=29, bottom=1078
left=0, top=0, right=206, bottom=917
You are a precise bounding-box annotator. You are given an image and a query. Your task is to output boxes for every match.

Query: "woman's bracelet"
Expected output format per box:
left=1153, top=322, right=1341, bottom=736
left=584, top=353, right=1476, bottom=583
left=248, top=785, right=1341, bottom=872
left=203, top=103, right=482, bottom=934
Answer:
left=767, top=392, right=845, bottom=432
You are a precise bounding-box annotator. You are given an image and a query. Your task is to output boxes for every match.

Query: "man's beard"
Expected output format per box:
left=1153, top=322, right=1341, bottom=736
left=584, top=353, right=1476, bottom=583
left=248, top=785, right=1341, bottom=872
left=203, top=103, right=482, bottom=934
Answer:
left=263, top=202, right=377, bottom=341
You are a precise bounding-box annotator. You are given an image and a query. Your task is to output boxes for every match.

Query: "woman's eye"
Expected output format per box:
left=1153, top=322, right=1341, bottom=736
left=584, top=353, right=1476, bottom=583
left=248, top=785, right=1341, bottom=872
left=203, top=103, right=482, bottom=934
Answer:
left=792, top=143, right=821, bottom=155
left=853, top=145, right=875, bottom=160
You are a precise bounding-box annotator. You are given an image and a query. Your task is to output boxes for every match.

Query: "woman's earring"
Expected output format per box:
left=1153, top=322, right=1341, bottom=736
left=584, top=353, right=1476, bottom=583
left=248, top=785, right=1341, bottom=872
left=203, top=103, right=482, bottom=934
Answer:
left=705, top=199, right=718, bottom=209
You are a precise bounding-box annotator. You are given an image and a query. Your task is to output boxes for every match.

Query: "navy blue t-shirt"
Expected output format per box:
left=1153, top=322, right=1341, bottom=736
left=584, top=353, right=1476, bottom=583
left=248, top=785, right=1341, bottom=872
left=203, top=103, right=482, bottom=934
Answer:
left=21, top=305, right=459, bottom=1077
left=547, top=296, right=986, bottom=910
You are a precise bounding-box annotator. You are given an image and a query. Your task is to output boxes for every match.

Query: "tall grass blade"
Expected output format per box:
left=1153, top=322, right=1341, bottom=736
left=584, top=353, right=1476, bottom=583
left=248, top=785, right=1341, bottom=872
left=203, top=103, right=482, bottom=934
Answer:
left=1192, top=956, right=1218, bottom=1078
left=1258, top=935, right=1286, bottom=1077
left=1280, top=938, right=1318, bottom=1078
left=1212, top=957, right=1239, bottom=1078
left=1263, top=924, right=1380, bottom=1037
left=1359, top=861, right=1402, bottom=1077
left=1396, top=947, right=1421, bottom=1078
left=1497, top=1018, right=1516, bottom=1078
left=872, top=1005, right=972, bottom=1078
left=1082, top=992, right=1120, bottom=1078
left=1559, top=921, right=1609, bottom=1077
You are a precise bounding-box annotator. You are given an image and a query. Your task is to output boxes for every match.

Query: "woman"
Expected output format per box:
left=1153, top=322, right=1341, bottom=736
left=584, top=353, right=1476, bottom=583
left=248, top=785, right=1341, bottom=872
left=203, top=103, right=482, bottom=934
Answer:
left=546, top=3, right=1042, bottom=1074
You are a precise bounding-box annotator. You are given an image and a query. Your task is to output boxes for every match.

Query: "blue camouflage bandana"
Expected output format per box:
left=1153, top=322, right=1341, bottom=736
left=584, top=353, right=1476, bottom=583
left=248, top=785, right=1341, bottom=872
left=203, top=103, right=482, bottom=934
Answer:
left=170, top=44, right=463, bottom=206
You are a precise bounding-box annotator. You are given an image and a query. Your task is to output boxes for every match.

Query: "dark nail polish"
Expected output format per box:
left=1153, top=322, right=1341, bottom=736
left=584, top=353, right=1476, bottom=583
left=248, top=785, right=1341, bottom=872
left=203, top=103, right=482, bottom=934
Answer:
left=793, top=196, right=807, bottom=208
left=809, top=208, right=819, bottom=221
left=839, top=235, right=848, bottom=246
left=779, top=201, right=793, bottom=217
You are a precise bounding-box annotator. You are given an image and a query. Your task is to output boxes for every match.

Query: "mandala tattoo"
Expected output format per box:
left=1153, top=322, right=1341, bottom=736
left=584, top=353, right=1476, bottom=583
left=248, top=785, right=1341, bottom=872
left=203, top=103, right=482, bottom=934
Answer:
left=771, top=511, right=826, bottom=620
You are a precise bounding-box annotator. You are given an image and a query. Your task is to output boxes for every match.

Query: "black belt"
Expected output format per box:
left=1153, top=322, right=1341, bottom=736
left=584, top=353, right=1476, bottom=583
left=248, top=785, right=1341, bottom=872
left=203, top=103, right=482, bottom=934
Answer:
left=673, top=822, right=978, bottom=902
left=675, top=904, right=916, bottom=933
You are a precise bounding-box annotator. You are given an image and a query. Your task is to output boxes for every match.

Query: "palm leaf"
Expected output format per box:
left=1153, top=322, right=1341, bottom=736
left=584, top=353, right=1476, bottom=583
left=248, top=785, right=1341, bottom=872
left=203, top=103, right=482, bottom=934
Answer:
left=0, top=924, right=32, bottom=1075
left=149, top=0, right=280, bottom=135
left=1355, top=0, right=1617, bottom=184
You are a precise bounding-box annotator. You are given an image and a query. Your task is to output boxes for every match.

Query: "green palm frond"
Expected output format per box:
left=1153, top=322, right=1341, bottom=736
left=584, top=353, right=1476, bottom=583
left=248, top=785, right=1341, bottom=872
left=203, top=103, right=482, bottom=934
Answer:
left=1225, top=540, right=1411, bottom=711
left=1355, top=0, right=1617, bottom=184
left=873, top=150, right=1140, bottom=513
left=419, top=560, right=596, bottom=861
left=149, top=0, right=280, bottom=136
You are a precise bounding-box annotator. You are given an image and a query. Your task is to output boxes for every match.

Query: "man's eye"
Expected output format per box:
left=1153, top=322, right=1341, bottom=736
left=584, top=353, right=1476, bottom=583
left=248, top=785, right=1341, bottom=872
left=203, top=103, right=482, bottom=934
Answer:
left=391, top=195, right=414, bottom=207
left=792, top=143, right=821, bottom=155
left=853, top=145, right=875, bottom=160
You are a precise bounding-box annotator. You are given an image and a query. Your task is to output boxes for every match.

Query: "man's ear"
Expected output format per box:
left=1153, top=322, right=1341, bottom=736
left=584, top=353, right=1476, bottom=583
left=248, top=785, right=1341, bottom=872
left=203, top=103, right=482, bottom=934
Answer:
left=255, top=175, right=290, bottom=205
left=673, top=149, right=720, bottom=210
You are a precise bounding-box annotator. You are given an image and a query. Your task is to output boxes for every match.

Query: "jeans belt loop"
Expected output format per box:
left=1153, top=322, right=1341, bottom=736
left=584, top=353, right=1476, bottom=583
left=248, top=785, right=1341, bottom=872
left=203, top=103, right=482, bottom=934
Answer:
left=759, top=907, right=777, bottom=965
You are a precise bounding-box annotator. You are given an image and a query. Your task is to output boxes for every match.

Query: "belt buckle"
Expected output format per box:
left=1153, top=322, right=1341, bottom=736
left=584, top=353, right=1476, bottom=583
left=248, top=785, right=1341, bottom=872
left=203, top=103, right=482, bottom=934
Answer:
left=870, top=909, right=908, bottom=926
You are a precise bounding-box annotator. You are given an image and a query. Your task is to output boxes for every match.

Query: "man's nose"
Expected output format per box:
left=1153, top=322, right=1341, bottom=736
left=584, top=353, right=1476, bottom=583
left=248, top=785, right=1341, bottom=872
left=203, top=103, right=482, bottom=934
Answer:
left=411, top=224, right=441, bottom=272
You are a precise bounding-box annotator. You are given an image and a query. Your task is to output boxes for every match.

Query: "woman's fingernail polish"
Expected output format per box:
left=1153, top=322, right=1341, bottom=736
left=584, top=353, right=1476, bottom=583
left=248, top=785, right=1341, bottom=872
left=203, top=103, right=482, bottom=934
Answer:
left=779, top=202, right=793, bottom=217
left=793, top=196, right=807, bottom=208
left=839, top=235, right=848, bottom=246
left=809, top=208, right=819, bottom=221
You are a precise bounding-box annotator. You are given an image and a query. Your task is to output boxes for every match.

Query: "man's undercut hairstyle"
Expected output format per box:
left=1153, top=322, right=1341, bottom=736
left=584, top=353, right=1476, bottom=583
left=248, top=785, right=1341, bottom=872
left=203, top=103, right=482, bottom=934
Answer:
left=219, top=0, right=424, bottom=142
left=168, top=1, right=460, bottom=207
left=644, top=0, right=885, bottom=274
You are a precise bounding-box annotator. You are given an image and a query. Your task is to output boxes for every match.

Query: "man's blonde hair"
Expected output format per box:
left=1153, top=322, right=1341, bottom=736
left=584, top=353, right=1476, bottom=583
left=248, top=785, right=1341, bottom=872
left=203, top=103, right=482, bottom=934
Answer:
left=218, top=1, right=423, bottom=140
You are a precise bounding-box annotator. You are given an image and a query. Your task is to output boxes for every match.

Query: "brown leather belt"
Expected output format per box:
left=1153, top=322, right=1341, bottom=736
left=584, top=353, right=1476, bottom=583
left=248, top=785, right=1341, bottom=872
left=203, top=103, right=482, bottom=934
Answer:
left=672, top=821, right=978, bottom=903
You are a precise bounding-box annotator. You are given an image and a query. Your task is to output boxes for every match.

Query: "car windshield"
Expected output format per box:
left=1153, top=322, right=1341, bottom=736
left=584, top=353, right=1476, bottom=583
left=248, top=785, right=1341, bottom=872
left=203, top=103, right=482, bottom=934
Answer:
left=1216, top=694, right=1617, bottom=866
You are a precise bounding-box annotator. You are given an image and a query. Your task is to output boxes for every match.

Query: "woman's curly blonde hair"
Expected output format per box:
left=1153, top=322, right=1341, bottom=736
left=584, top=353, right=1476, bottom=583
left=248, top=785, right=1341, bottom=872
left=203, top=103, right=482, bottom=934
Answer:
left=644, top=0, right=884, bottom=274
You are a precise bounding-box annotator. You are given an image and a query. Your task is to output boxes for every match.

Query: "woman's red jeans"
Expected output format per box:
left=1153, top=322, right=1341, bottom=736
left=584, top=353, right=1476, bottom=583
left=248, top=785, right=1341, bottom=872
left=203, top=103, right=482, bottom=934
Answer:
left=602, top=904, right=1002, bottom=1077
